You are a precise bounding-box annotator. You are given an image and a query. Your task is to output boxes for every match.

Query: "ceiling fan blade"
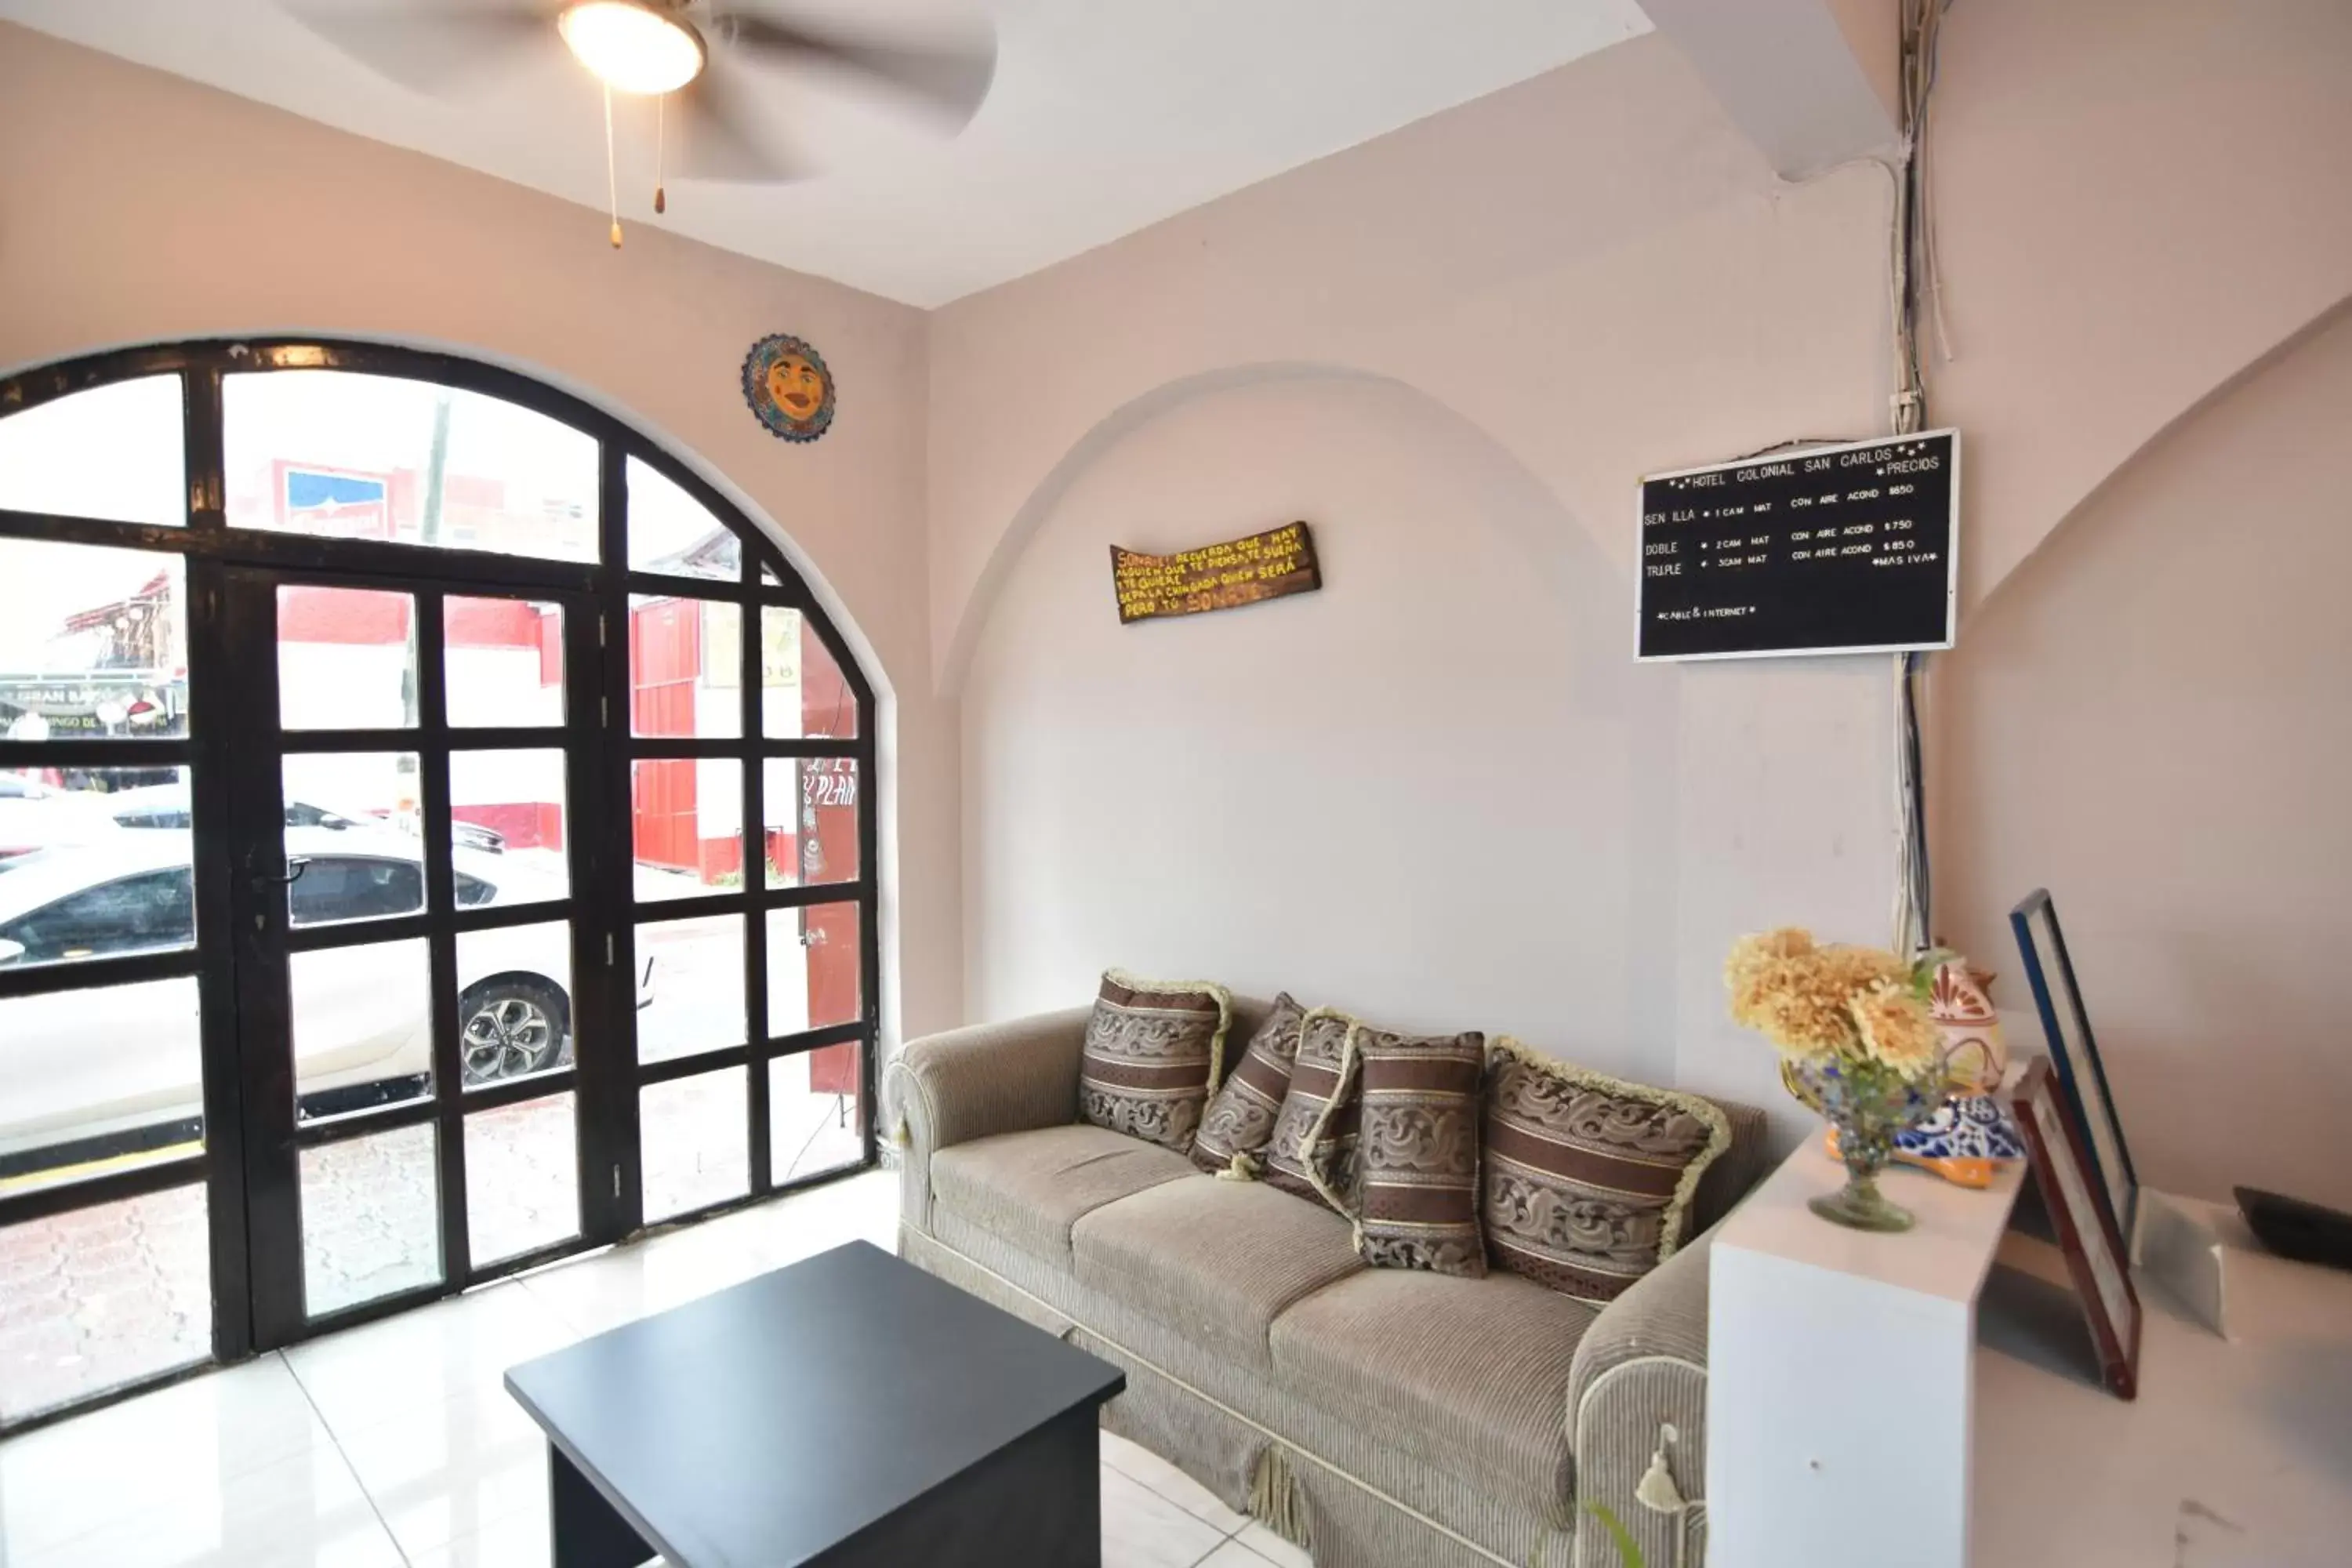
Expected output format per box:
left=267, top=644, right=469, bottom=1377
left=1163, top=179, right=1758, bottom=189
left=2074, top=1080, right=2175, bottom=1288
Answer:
left=285, top=1, right=557, bottom=97
left=670, top=53, right=815, bottom=183
left=713, top=10, right=996, bottom=128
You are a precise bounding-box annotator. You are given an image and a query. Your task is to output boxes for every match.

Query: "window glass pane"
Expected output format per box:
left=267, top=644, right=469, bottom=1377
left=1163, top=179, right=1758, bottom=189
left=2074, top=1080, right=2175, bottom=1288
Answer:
left=0, top=376, right=184, bottom=527
left=634, top=914, right=744, bottom=1064
left=452, top=750, right=568, bottom=902
left=641, top=1068, right=747, bottom=1222
left=0, top=976, right=204, bottom=1196
left=0, top=541, right=187, bottom=742
left=446, top=597, right=564, bottom=727
left=630, top=597, right=740, bottom=739
left=282, top=753, right=424, bottom=925
left=102, top=763, right=199, bottom=832
left=771, top=1044, right=865, bottom=1185
left=278, top=586, right=417, bottom=731
left=761, top=607, right=856, bottom=739
left=301, top=1123, right=442, bottom=1316
left=292, top=938, right=432, bottom=1123
left=466, top=1094, right=579, bottom=1265
left=627, top=457, right=740, bottom=583
left=0, top=1184, right=210, bottom=1425
left=767, top=901, right=862, bottom=1038
left=225, top=372, right=597, bottom=563
left=289, top=854, right=426, bottom=929
left=0, top=841, right=194, bottom=967
left=631, top=758, right=741, bottom=901
left=764, top=758, right=859, bottom=890
left=457, top=922, right=572, bottom=1091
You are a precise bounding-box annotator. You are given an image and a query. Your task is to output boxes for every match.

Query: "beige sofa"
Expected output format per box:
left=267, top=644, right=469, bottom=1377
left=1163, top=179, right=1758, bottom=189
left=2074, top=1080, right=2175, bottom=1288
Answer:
left=888, top=999, right=1769, bottom=1568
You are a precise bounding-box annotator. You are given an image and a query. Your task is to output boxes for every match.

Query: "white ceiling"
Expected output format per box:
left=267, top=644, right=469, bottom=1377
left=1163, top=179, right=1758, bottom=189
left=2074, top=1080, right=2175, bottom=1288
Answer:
left=0, top=0, right=1651, bottom=307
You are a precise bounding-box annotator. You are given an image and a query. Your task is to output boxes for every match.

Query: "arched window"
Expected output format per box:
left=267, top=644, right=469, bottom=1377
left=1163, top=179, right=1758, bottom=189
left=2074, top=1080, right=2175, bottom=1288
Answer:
left=0, top=340, right=877, bottom=1430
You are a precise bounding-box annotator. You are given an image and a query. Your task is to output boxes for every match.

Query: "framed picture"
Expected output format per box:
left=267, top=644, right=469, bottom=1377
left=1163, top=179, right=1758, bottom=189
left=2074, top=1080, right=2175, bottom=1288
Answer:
left=2012, top=1058, right=2141, bottom=1399
left=2011, top=888, right=2138, bottom=1249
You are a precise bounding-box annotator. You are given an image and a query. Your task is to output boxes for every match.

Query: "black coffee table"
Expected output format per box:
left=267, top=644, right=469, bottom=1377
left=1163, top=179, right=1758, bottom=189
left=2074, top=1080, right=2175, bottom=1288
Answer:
left=504, top=1240, right=1125, bottom=1567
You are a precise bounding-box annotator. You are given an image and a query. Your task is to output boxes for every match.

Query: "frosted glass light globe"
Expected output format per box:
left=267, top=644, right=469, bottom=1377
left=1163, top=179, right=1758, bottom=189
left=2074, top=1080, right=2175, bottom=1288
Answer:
left=559, top=1, right=706, bottom=95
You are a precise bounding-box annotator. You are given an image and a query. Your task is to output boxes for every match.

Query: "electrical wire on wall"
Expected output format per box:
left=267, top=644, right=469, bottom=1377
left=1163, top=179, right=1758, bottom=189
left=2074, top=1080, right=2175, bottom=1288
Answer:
left=1889, top=0, right=1954, bottom=959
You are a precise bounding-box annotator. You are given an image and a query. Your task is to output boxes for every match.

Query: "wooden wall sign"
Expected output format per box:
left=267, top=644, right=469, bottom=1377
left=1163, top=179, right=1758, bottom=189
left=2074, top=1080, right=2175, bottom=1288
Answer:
left=1110, top=521, right=1322, bottom=625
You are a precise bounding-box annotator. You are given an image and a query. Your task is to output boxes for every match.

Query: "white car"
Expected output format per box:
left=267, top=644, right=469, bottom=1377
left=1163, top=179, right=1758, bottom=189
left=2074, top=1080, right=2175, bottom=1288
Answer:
left=0, top=828, right=648, bottom=1173
left=0, top=773, right=122, bottom=862
left=105, top=780, right=508, bottom=854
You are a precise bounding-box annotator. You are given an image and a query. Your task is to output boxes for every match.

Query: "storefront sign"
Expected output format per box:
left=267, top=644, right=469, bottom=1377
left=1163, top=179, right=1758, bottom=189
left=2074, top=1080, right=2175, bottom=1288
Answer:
left=1109, top=521, right=1322, bottom=625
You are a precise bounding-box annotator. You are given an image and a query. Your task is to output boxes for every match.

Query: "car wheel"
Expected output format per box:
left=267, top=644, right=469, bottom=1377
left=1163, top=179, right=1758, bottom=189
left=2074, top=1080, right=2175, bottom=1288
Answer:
left=459, top=978, right=569, bottom=1086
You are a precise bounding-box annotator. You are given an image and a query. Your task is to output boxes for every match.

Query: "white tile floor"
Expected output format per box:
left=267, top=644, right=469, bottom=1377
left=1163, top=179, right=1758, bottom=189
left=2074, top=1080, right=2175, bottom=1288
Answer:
left=0, top=1171, right=1310, bottom=1568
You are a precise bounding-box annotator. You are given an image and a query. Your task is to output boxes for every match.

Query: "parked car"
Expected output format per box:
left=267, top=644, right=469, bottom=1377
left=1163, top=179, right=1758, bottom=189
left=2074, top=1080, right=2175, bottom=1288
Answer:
left=0, top=828, right=647, bottom=1175
left=0, top=773, right=122, bottom=862
left=105, top=780, right=506, bottom=854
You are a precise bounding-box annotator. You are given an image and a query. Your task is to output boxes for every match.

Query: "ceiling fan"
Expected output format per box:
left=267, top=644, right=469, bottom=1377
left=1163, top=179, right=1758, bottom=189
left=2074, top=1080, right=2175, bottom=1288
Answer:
left=289, top=1, right=996, bottom=238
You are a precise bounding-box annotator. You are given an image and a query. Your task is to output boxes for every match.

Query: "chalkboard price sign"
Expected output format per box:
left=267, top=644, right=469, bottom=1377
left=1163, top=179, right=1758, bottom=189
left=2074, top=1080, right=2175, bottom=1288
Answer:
left=1635, top=430, right=1959, bottom=661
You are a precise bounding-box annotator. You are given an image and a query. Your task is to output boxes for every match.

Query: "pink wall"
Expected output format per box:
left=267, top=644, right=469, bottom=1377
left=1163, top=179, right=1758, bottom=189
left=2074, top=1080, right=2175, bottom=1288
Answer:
left=1934, top=304, right=2352, bottom=1209
left=929, top=2, right=2352, bottom=677
left=0, top=24, right=961, bottom=1047
left=964, top=375, right=1685, bottom=1076
left=933, top=1, right=2352, bottom=1153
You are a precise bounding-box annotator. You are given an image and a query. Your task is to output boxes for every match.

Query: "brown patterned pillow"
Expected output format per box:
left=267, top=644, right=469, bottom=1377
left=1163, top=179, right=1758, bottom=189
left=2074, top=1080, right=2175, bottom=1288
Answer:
left=1078, top=971, right=1232, bottom=1153
left=1354, top=1026, right=1487, bottom=1278
left=1261, top=1008, right=1360, bottom=1214
left=1482, top=1039, right=1730, bottom=1302
left=1191, top=993, right=1308, bottom=1177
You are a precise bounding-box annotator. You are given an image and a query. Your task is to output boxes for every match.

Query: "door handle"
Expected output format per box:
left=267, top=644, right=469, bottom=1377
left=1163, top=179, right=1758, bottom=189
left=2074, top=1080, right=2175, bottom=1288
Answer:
left=255, top=855, right=310, bottom=888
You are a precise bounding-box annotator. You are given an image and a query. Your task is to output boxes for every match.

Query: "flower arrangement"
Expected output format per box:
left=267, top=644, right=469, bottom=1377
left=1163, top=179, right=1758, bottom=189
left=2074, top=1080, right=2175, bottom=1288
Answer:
left=1726, top=928, right=1957, bottom=1231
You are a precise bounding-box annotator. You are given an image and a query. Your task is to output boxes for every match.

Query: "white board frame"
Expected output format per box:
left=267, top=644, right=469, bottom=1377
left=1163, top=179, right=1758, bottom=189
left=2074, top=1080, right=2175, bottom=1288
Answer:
left=1633, top=428, right=1962, bottom=663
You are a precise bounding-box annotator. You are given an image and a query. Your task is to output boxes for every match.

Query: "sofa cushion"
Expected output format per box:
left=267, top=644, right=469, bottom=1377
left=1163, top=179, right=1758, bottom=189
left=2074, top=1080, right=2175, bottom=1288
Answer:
left=1079, top=971, right=1233, bottom=1152
left=1354, top=1025, right=1489, bottom=1278
left=1269, top=1265, right=1597, bottom=1515
left=1191, top=992, right=1308, bottom=1177
left=1261, top=1009, right=1362, bottom=1214
left=1482, top=1040, right=1732, bottom=1303
left=1073, top=1174, right=1363, bottom=1367
left=933, top=1123, right=1198, bottom=1265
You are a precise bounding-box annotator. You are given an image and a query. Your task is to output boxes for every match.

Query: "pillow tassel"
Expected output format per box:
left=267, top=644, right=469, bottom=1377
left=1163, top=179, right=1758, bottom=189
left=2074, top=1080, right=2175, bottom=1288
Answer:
left=1217, top=1150, right=1261, bottom=1183
left=1248, top=1445, right=1311, bottom=1549
left=1635, top=1424, right=1687, bottom=1514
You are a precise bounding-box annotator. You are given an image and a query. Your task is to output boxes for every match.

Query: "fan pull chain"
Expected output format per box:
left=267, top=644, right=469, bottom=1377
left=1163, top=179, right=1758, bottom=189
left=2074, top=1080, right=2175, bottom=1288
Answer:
left=603, top=83, right=622, bottom=249
left=655, top=94, right=667, bottom=215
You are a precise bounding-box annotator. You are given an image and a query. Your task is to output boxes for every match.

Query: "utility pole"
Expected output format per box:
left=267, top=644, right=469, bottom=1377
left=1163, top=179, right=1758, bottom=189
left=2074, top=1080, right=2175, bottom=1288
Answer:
left=419, top=389, right=454, bottom=546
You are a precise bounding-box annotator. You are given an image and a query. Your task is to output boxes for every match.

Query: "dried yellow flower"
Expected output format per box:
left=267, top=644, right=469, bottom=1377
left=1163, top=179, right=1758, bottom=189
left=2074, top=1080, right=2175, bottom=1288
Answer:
left=1849, top=984, right=1944, bottom=1075
left=1814, top=944, right=1911, bottom=996
left=1726, top=931, right=1856, bottom=1062
left=1726, top=931, right=1941, bottom=1080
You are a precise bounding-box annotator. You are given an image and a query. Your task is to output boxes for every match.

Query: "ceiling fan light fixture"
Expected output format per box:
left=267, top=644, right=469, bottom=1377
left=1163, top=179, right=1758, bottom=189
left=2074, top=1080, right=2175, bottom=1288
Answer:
left=559, top=1, right=706, bottom=96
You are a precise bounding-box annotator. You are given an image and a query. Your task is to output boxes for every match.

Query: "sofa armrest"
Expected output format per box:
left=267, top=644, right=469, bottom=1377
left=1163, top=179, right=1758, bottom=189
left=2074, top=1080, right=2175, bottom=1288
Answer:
left=1567, top=1225, right=1716, bottom=1568
left=885, top=1007, right=1092, bottom=1233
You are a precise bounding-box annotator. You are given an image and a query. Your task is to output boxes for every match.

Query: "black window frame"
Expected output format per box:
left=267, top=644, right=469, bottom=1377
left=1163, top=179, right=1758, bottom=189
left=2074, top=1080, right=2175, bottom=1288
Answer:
left=0, top=337, right=881, bottom=1436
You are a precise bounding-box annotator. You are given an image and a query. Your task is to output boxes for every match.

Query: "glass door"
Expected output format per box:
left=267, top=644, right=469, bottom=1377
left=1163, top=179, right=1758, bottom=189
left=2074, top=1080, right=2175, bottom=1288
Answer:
left=1, top=339, right=880, bottom=1431
left=221, top=566, right=616, bottom=1343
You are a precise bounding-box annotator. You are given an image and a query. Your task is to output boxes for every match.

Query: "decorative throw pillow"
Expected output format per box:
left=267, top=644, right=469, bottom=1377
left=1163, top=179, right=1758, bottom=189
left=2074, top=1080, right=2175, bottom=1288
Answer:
left=1482, top=1039, right=1730, bottom=1303
left=1352, top=1026, right=1488, bottom=1278
left=1191, top=993, right=1309, bottom=1178
left=1078, top=970, right=1232, bottom=1153
left=1261, top=1008, right=1361, bottom=1214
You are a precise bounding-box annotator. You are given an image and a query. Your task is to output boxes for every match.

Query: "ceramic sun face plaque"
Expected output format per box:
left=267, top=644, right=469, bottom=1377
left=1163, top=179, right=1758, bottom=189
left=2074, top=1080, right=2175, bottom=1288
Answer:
left=742, top=334, right=836, bottom=443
